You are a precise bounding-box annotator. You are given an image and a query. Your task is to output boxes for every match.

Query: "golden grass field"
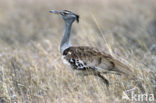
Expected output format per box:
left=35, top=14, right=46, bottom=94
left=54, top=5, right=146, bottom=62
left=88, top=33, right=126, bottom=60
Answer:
left=0, top=0, right=156, bottom=103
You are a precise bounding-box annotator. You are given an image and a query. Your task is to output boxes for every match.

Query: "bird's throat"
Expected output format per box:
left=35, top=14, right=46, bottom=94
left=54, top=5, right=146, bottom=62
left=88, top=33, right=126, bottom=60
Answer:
left=60, top=22, right=72, bottom=54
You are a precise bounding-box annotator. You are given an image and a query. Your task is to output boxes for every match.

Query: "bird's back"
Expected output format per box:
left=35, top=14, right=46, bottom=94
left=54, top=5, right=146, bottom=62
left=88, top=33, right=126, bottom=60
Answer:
left=62, top=46, right=133, bottom=77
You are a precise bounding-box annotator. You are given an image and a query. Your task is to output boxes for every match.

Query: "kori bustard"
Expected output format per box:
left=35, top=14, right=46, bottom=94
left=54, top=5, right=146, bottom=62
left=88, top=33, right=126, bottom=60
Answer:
left=49, top=10, right=134, bottom=87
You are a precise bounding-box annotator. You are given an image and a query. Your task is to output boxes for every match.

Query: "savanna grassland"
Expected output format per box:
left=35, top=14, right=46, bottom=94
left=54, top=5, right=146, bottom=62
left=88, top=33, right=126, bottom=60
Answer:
left=0, top=0, right=156, bottom=103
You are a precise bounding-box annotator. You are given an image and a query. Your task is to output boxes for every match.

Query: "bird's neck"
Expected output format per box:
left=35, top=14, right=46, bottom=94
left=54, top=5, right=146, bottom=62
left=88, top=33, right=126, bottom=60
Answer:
left=60, top=22, right=73, bottom=54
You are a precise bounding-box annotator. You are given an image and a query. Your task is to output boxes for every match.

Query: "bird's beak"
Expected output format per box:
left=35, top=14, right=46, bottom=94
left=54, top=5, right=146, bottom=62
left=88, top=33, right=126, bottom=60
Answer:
left=49, top=10, right=60, bottom=15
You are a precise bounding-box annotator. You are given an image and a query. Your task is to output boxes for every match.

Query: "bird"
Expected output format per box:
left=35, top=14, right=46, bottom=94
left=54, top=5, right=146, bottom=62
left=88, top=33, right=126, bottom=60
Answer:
left=49, top=10, right=138, bottom=87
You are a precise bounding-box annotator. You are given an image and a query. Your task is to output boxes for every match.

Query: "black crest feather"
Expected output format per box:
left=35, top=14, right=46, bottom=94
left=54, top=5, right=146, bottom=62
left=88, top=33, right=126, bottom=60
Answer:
left=76, top=15, right=79, bottom=23
left=63, top=10, right=79, bottom=23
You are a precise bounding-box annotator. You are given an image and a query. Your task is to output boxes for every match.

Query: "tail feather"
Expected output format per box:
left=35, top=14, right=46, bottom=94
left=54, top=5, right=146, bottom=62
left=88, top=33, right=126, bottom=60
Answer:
left=113, top=60, right=135, bottom=79
left=113, top=61, right=145, bottom=93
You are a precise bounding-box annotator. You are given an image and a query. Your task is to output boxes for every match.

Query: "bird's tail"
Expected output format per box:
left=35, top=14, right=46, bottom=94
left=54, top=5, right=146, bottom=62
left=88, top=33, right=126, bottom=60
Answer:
left=114, top=61, right=145, bottom=93
left=113, top=60, right=135, bottom=79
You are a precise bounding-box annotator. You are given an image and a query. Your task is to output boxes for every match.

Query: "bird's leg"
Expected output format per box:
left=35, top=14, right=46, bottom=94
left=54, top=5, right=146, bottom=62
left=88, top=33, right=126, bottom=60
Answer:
left=96, top=73, right=109, bottom=87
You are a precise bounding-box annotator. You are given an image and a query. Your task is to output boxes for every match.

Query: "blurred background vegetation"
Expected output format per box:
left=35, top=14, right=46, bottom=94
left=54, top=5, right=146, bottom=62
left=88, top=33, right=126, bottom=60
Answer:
left=0, top=0, right=156, bottom=103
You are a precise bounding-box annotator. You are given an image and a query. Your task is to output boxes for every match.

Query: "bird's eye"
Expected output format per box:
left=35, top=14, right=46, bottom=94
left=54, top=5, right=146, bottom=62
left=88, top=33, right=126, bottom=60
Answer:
left=63, top=12, right=68, bottom=15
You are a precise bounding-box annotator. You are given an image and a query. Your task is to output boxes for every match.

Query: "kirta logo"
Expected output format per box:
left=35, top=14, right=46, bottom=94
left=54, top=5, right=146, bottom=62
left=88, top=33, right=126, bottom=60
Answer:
left=122, top=87, right=154, bottom=102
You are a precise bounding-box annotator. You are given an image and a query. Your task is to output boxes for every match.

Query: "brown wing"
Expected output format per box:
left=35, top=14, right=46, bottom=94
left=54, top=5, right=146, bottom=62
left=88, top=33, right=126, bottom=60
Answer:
left=63, top=46, right=133, bottom=77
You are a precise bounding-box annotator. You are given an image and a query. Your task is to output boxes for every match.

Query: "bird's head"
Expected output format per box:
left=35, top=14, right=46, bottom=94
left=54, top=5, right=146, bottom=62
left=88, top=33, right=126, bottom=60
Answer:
left=49, top=10, right=79, bottom=24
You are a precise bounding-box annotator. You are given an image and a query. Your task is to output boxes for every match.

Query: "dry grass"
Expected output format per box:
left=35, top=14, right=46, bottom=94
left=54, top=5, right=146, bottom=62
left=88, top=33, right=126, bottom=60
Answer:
left=0, top=0, right=156, bottom=103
